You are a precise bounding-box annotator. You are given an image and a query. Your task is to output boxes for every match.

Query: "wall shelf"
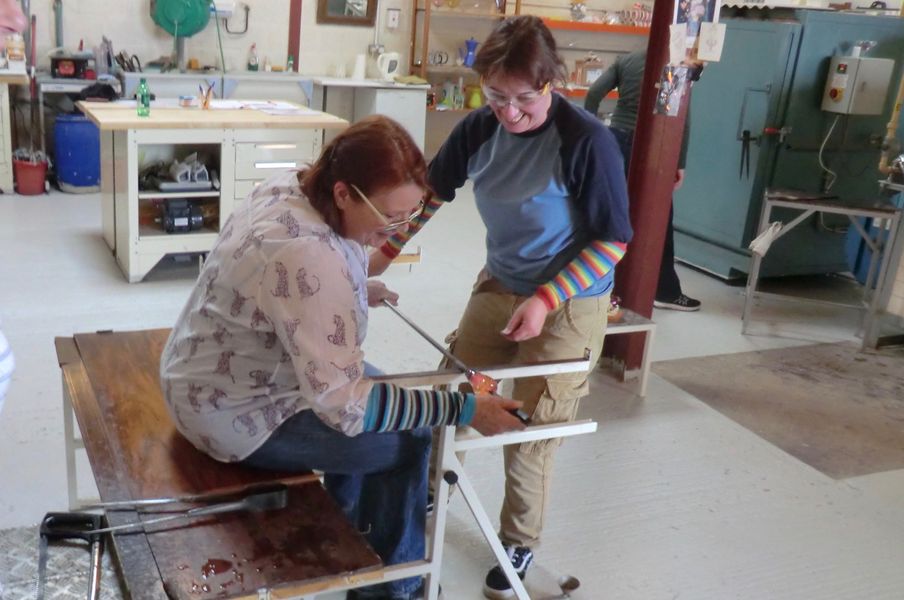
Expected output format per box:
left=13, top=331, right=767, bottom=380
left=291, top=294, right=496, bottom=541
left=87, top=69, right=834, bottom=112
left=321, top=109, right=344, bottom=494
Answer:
left=424, top=65, right=478, bottom=75
left=541, top=18, right=650, bottom=35
left=417, top=8, right=506, bottom=19
left=555, top=87, right=619, bottom=100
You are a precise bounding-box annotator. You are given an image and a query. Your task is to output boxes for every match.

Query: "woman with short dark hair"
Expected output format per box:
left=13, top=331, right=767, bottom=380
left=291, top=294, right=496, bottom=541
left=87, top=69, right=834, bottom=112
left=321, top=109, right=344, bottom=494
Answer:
left=371, top=17, right=632, bottom=599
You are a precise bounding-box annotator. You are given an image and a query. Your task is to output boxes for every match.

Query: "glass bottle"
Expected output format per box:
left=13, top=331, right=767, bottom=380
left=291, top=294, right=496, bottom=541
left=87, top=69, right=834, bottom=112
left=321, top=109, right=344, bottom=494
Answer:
left=136, top=78, right=151, bottom=117
left=247, top=43, right=259, bottom=72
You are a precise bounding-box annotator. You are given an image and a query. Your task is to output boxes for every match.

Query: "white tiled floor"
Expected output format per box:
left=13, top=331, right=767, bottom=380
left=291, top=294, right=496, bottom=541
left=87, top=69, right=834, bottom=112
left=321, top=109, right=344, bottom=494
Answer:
left=1, top=188, right=902, bottom=599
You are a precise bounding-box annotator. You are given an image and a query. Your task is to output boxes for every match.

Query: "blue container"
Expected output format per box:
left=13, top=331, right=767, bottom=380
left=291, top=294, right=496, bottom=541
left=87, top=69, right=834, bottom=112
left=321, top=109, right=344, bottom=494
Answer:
left=54, top=114, right=100, bottom=192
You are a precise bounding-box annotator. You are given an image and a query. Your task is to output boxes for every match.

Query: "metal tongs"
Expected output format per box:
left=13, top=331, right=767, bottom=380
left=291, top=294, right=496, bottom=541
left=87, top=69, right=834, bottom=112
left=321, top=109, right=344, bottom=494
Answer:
left=63, top=482, right=295, bottom=536
left=381, top=299, right=530, bottom=423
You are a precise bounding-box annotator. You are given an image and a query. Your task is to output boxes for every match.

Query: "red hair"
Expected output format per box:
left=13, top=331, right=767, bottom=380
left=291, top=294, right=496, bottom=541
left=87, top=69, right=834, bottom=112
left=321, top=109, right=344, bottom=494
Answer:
left=300, top=115, right=430, bottom=231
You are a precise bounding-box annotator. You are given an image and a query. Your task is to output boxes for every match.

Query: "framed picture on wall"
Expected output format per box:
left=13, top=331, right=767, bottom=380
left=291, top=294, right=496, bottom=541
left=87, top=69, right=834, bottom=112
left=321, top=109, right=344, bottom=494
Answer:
left=574, top=56, right=605, bottom=87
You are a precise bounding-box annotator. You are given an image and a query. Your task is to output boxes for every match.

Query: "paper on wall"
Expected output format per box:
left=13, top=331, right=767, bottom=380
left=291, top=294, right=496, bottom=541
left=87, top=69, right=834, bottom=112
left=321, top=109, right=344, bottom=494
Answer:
left=697, top=22, right=727, bottom=62
left=669, top=23, right=688, bottom=66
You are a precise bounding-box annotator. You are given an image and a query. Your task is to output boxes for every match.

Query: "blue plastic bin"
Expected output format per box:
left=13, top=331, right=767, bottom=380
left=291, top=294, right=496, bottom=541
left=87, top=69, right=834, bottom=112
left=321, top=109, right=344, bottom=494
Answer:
left=54, top=114, right=100, bottom=192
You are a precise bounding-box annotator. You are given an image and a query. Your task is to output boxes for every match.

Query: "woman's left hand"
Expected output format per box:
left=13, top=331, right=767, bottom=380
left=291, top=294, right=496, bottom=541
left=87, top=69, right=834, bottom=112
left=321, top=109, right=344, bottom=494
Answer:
left=501, top=296, right=549, bottom=341
left=367, top=280, right=399, bottom=307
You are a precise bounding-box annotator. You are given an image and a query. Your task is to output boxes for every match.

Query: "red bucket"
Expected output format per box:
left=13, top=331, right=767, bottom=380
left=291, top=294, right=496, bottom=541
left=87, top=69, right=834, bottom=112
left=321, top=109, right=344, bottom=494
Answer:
left=13, top=159, right=47, bottom=195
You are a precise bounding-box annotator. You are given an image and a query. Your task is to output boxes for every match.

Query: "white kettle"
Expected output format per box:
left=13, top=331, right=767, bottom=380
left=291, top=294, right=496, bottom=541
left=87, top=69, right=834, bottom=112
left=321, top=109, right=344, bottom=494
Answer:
left=377, top=52, right=402, bottom=80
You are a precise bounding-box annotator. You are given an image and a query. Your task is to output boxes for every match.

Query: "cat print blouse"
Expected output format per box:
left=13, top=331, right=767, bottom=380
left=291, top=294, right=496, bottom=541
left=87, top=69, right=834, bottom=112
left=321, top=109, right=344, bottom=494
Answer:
left=160, top=170, right=373, bottom=462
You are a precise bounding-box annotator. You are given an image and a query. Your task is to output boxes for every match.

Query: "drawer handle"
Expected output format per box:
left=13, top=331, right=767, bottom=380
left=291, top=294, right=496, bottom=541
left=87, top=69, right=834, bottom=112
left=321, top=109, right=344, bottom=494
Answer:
left=254, top=161, right=297, bottom=169
left=255, top=143, right=298, bottom=150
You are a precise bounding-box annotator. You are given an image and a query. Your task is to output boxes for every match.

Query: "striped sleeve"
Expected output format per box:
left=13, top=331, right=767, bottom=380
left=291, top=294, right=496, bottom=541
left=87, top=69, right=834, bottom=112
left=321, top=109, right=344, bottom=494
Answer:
left=534, top=240, right=627, bottom=310
left=362, top=383, right=476, bottom=432
left=378, top=197, right=444, bottom=259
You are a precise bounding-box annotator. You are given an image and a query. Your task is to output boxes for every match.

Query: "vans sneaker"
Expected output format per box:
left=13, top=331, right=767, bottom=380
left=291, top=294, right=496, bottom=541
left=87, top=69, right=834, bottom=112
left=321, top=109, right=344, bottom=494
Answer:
left=653, top=293, right=701, bottom=312
left=483, top=545, right=534, bottom=599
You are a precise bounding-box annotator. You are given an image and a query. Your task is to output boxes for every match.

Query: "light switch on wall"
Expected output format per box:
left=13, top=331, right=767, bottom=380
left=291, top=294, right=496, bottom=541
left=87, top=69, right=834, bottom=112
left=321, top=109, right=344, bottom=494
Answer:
left=386, top=8, right=401, bottom=29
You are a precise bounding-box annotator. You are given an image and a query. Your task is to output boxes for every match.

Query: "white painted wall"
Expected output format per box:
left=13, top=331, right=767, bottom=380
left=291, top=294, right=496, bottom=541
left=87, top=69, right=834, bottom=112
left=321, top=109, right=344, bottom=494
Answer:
left=27, top=0, right=640, bottom=79
left=27, top=0, right=414, bottom=78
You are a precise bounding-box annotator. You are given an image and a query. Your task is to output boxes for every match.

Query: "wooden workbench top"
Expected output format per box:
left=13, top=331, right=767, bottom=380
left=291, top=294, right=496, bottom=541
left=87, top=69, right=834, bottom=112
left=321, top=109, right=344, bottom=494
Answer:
left=0, top=72, right=29, bottom=85
left=77, top=100, right=348, bottom=131
left=56, top=329, right=382, bottom=600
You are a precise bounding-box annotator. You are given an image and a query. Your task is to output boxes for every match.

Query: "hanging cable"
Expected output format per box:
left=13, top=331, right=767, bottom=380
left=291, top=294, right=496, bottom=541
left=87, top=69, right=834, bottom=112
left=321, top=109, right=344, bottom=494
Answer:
left=818, top=114, right=841, bottom=191
left=212, top=1, right=227, bottom=97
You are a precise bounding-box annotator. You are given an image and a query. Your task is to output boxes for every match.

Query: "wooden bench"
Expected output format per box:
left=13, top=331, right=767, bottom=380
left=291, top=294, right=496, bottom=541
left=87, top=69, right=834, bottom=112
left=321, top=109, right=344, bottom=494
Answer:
left=58, top=328, right=597, bottom=600
left=56, top=329, right=383, bottom=600
left=605, top=308, right=656, bottom=397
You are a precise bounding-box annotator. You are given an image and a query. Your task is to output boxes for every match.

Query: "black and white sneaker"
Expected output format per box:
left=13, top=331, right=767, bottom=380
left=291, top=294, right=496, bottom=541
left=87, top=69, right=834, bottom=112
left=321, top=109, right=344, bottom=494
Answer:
left=482, top=545, right=534, bottom=599
left=653, top=293, right=701, bottom=312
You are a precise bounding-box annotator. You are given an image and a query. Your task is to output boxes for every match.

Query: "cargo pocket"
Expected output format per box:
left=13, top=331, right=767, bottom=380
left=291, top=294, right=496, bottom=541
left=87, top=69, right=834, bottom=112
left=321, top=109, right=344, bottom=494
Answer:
left=519, top=376, right=587, bottom=455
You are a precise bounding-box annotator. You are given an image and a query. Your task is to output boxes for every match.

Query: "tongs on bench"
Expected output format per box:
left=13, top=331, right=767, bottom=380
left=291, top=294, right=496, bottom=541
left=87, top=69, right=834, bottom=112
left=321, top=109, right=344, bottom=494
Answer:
left=65, top=482, right=295, bottom=536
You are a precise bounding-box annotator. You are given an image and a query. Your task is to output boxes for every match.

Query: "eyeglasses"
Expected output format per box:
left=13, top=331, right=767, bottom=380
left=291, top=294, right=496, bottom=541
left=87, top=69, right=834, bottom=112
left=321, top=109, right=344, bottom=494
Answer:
left=480, top=81, right=551, bottom=109
left=349, top=183, right=425, bottom=233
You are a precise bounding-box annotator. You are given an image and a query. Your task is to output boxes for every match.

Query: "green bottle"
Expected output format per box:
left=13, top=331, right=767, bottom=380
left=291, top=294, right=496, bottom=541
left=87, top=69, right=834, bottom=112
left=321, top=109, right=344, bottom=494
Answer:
left=136, top=78, right=151, bottom=117
left=286, top=54, right=294, bottom=72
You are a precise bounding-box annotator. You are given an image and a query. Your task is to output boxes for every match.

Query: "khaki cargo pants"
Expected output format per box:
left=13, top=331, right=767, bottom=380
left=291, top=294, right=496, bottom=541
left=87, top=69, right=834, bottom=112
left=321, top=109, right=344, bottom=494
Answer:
left=443, top=272, right=609, bottom=547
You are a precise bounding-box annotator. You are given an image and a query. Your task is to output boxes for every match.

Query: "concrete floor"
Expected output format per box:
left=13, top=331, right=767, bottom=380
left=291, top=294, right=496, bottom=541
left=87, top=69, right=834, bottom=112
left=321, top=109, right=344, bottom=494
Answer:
left=1, top=188, right=903, bottom=599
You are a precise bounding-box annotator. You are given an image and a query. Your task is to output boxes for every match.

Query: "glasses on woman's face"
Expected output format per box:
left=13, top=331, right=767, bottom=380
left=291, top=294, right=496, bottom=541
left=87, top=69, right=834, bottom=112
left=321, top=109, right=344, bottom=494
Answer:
left=349, top=183, right=425, bottom=233
left=480, top=81, right=551, bottom=109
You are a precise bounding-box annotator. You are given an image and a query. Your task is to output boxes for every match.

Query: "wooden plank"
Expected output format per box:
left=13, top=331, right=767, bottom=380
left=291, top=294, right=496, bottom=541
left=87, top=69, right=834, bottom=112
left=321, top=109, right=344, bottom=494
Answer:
left=63, top=329, right=381, bottom=599
left=58, top=347, right=169, bottom=599
left=76, top=101, right=349, bottom=131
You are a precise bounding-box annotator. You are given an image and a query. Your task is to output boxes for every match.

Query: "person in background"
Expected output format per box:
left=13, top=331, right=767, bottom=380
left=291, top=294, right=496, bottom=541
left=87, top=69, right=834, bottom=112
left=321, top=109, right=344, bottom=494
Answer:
left=160, top=116, right=526, bottom=600
left=370, top=16, right=632, bottom=599
left=585, top=48, right=702, bottom=312
left=0, top=0, right=28, bottom=416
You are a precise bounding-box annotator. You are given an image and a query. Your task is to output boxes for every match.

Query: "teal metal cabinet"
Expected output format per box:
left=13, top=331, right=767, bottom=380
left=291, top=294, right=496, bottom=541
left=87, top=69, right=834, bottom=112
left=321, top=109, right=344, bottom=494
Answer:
left=674, top=11, right=904, bottom=279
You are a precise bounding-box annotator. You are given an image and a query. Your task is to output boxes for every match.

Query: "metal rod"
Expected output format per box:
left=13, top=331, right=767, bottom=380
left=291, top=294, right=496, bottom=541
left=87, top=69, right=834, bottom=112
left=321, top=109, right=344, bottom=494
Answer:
left=381, top=299, right=474, bottom=377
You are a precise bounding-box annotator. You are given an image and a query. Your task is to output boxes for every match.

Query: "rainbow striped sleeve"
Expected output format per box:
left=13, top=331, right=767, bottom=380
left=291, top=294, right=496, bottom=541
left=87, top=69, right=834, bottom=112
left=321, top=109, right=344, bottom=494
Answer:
left=363, top=383, right=476, bottom=432
left=379, top=197, right=444, bottom=259
left=534, top=240, right=627, bottom=310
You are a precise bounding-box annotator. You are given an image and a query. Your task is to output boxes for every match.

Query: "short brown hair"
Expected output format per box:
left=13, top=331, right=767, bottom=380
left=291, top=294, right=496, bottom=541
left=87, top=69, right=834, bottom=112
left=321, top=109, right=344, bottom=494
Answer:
left=473, top=16, right=567, bottom=89
left=300, top=116, right=429, bottom=231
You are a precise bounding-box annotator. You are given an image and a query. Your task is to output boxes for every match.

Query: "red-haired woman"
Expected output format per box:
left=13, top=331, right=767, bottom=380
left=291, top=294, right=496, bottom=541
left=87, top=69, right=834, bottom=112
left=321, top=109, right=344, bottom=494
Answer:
left=161, top=116, right=525, bottom=600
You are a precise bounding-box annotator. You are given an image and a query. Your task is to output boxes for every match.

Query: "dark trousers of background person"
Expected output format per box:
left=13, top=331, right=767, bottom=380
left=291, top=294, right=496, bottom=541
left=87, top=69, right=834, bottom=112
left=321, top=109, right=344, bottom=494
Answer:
left=610, top=127, right=683, bottom=301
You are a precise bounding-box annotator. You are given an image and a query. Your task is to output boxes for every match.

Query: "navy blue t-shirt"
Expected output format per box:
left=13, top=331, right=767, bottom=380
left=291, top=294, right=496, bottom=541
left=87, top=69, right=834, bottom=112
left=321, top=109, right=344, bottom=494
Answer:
left=428, top=93, right=633, bottom=297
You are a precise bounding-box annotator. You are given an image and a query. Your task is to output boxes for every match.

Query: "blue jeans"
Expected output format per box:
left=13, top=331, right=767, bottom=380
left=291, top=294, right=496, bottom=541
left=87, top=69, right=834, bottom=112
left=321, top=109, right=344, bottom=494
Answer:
left=241, top=372, right=430, bottom=599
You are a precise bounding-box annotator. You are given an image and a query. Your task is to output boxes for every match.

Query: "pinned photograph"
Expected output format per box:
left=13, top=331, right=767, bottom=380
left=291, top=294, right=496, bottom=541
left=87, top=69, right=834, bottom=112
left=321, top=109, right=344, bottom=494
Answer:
left=674, top=0, right=718, bottom=43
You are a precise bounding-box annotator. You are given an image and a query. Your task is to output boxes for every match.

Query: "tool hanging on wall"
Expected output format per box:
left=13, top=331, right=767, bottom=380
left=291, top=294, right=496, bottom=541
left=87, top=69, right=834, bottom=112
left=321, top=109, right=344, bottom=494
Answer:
left=223, top=2, right=249, bottom=34
left=739, top=129, right=752, bottom=180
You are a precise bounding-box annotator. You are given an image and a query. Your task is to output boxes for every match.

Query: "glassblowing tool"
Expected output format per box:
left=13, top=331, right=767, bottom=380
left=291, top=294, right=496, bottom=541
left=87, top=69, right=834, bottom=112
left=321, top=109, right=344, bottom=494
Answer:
left=55, top=484, right=289, bottom=536
left=381, top=299, right=497, bottom=393
left=380, top=300, right=530, bottom=423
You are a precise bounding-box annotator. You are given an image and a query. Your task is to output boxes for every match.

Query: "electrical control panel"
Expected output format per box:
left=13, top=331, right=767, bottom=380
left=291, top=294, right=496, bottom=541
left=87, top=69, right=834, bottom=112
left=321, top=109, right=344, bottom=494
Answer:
left=821, top=56, right=894, bottom=115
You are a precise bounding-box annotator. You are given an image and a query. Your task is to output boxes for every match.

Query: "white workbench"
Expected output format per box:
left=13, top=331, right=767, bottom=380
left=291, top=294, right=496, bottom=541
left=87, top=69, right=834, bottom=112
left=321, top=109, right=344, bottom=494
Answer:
left=310, top=77, right=429, bottom=150
left=77, top=100, right=347, bottom=282
left=0, top=72, right=29, bottom=193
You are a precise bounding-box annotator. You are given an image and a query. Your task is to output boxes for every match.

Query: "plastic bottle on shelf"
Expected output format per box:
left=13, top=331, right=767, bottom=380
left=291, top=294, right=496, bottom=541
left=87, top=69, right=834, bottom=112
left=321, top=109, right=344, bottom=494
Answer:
left=247, top=43, right=259, bottom=71
left=136, top=78, right=151, bottom=117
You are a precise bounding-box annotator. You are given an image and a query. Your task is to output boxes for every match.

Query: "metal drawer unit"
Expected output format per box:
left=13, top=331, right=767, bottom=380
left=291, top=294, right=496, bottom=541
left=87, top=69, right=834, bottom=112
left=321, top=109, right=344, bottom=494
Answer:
left=233, top=129, right=321, bottom=200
